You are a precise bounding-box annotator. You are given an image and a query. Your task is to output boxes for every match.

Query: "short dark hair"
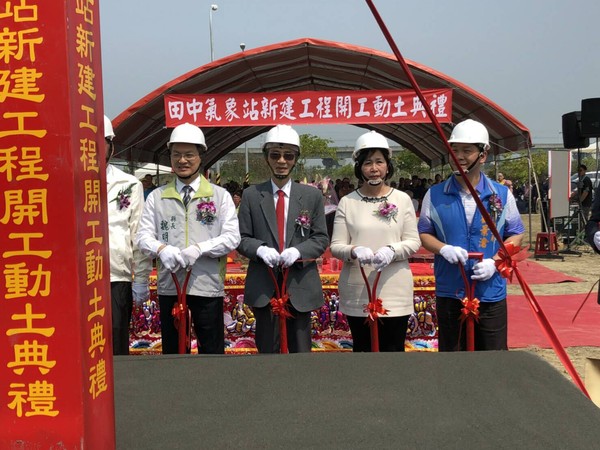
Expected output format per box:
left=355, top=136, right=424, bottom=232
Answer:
left=353, top=148, right=394, bottom=182
left=579, top=164, right=587, bottom=171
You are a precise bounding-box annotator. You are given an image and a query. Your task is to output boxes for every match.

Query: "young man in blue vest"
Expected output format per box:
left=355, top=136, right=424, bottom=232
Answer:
left=418, top=119, right=524, bottom=351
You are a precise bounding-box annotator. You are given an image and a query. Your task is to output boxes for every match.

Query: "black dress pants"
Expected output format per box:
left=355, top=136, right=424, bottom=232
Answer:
left=347, top=315, right=410, bottom=352
left=436, top=296, right=508, bottom=351
left=159, top=294, right=225, bottom=354
left=111, top=281, right=133, bottom=356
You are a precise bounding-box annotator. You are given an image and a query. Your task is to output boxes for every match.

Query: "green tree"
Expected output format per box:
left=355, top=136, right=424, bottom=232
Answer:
left=218, top=152, right=271, bottom=186
left=294, top=134, right=338, bottom=182
left=393, top=149, right=430, bottom=179
left=486, top=150, right=548, bottom=184
left=299, top=134, right=336, bottom=161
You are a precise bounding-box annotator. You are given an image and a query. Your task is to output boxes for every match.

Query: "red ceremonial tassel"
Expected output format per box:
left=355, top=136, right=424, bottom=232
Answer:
left=267, top=267, right=292, bottom=353
left=459, top=297, right=480, bottom=351
left=458, top=253, right=482, bottom=352
left=171, top=270, right=192, bottom=354
left=360, top=266, right=388, bottom=352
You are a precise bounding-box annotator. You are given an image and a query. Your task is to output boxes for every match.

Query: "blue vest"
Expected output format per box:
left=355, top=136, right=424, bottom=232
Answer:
left=429, top=175, right=510, bottom=302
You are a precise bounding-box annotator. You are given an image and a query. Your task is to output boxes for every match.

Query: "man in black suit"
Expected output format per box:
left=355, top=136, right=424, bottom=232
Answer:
left=237, top=125, right=328, bottom=353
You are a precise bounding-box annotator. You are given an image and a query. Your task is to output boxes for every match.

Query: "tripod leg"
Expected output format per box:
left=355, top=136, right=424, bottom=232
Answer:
left=558, top=207, right=583, bottom=256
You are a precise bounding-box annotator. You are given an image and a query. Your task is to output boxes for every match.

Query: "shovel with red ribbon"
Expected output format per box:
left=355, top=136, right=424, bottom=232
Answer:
left=171, top=270, right=192, bottom=354
left=458, top=252, right=483, bottom=352
left=267, top=267, right=292, bottom=354
left=360, top=266, right=389, bottom=352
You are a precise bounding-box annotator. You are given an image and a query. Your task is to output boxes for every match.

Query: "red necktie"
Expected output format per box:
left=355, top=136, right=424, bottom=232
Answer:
left=276, top=190, right=285, bottom=252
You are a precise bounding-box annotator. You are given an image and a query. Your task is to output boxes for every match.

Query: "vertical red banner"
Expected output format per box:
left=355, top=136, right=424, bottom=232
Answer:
left=0, top=1, right=115, bottom=448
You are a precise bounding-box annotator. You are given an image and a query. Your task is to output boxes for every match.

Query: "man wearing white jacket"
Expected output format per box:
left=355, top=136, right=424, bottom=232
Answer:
left=105, top=115, right=152, bottom=355
left=136, top=123, right=240, bottom=354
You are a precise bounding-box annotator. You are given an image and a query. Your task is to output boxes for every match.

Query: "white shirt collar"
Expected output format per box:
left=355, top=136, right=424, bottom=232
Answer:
left=271, top=179, right=292, bottom=197
left=176, top=176, right=201, bottom=194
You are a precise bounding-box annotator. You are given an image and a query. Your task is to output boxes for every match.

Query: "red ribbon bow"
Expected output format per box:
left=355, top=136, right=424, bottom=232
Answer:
left=363, top=297, right=389, bottom=322
left=460, top=297, right=480, bottom=321
left=495, top=242, right=530, bottom=282
left=270, top=294, right=293, bottom=318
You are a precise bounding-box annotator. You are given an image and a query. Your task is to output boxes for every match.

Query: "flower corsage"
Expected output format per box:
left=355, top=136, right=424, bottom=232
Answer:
left=196, top=199, right=217, bottom=225
left=488, top=194, right=503, bottom=221
left=111, top=183, right=135, bottom=211
left=295, top=210, right=312, bottom=236
left=375, top=201, right=398, bottom=223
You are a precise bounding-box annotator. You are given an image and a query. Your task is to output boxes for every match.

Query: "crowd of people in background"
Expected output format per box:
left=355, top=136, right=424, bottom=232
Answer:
left=137, top=152, right=568, bottom=221
left=191, top=172, right=553, bottom=219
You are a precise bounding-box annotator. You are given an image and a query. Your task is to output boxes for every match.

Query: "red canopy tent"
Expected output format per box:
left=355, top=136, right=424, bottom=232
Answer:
left=113, top=37, right=531, bottom=169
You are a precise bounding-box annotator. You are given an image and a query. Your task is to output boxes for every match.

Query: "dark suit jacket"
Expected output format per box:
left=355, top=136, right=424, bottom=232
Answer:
left=237, top=180, right=329, bottom=312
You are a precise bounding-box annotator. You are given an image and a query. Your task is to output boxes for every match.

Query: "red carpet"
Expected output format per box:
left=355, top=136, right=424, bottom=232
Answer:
left=507, top=259, right=583, bottom=284
left=508, top=292, right=600, bottom=348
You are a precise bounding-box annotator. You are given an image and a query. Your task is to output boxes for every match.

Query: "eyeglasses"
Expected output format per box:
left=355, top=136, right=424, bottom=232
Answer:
left=268, top=152, right=296, bottom=162
left=171, top=153, right=199, bottom=161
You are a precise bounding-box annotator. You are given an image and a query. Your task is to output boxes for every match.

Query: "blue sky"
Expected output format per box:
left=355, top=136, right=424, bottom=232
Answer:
left=100, top=0, right=600, bottom=148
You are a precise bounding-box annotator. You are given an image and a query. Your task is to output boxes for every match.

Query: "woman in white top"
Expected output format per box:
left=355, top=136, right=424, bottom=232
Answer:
left=330, top=131, right=421, bottom=352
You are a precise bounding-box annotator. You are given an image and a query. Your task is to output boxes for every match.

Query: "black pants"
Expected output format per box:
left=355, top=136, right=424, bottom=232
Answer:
left=347, top=315, right=410, bottom=352
left=253, top=304, right=312, bottom=353
left=159, top=294, right=225, bottom=354
left=111, top=281, right=133, bottom=356
left=436, top=296, right=508, bottom=351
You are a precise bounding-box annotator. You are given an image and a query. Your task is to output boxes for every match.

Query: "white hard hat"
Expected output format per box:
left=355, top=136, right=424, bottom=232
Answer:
left=167, top=123, right=207, bottom=151
left=448, top=119, right=490, bottom=151
left=263, top=124, right=300, bottom=153
left=352, top=130, right=391, bottom=161
left=104, top=115, right=115, bottom=140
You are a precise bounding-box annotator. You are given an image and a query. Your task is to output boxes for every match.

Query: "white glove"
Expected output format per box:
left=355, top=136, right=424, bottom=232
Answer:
left=280, top=247, right=301, bottom=268
left=439, top=245, right=468, bottom=265
left=132, top=282, right=149, bottom=305
left=352, top=246, right=375, bottom=265
left=471, top=258, right=497, bottom=281
left=181, top=244, right=202, bottom=268
left=594, top=231, right=600, bottom=251
left=373, top=246, right=395, bottom=272
left=158, top=245, right=185, bottom=272
left=256, top=246, right=280, bottom=268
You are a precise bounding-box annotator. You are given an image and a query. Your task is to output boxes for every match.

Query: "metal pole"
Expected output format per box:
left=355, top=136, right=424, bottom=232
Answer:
left=209, top=4, right=218, bottom=62
left=240, top=43, right=248, bottom=178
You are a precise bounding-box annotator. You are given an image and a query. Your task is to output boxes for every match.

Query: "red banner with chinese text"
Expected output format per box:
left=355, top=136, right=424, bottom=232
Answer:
left=164, top=89, right=452, bottom=127
left=0, top=1, right=114, bottom=448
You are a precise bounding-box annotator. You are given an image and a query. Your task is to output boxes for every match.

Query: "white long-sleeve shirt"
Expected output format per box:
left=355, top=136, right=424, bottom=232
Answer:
left=106, top=164, right=152, bottom=283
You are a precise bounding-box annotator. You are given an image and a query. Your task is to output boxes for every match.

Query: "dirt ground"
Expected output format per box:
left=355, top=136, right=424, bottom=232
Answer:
left=510, top=213, right=600, bottom=384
